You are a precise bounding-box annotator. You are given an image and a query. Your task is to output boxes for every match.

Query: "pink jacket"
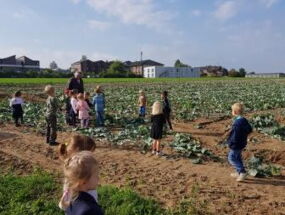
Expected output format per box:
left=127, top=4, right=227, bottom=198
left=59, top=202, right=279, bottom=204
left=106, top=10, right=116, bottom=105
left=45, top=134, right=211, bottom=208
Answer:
left=76, top=100, right=90, bottom=119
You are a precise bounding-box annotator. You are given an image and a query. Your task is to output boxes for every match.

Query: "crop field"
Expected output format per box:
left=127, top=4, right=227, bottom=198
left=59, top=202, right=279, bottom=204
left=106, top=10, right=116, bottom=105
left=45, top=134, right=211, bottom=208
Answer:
left=0, top=78, right=285, bottom=214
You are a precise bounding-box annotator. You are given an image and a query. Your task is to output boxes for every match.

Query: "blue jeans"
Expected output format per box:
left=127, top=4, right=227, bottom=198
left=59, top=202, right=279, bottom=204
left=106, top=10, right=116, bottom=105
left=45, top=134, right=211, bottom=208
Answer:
left=96, top=111, right=104, bottom=127
left=139, top=106, right=146, bottom=117
left=228, top=149, right=246, bottom=174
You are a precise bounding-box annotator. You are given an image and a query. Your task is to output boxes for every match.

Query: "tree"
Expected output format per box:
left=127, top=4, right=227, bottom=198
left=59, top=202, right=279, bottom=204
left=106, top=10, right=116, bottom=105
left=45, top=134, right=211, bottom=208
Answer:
left=81, top=55, right=87, bottom=61
left=228, top=69, right=240, bottom=77
left=49, top=61, right=58, bottom=70
left=174, top=59, right=189, bottom=68
left=107, top=61, right=127, bottom=74
left=239, top=68, right=246, bottom=77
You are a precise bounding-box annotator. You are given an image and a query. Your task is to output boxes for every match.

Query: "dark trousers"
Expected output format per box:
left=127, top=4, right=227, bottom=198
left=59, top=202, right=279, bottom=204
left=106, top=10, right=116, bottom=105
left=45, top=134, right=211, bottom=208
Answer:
left=46, top=115, right=57, bottom=144
left=70, top=110, right=77, bottom=127
left=164, top=112, right=172, bottom=129
left=13, top=114, right=23, bottom=126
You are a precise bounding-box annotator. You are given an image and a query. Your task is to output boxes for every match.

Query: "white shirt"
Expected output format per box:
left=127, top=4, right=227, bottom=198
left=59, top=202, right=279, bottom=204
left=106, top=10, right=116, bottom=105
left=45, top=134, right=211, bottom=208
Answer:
left=70, top=97, right=78, bottom=113
left=10, top=97, right=24, bottom=107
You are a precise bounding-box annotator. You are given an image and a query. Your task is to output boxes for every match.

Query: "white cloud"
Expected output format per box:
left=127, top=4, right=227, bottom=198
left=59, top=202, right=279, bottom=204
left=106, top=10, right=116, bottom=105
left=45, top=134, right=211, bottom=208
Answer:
left=259, top=0, right=279, bottom=8
left=79, top=0, right=173, bottom=30
left=214, top=1, right=238, bottom=21
left=87, top=19, right=111, bottom=31
left=191, top=10, right=202, bottom=17
left=12, top=8, right=37, bottom=19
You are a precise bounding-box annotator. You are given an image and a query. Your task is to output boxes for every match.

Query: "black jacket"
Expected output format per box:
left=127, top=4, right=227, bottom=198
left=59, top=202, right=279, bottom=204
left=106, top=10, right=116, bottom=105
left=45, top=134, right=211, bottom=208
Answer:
left=67, top=78, right=84, bottom=93
left=227, top=117, right=252, bottom=150
left=162, top=98, right=171, bottom=114
left=66, top=192, right=104, bottom=215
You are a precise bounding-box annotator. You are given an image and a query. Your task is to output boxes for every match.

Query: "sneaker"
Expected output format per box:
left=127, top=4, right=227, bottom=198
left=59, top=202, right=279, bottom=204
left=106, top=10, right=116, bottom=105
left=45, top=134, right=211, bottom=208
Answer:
left=230, top=172, right=239, bottom=178
left=151, top=150, right=156, bottom=155
left=156, top=151, right=163, bottom=156
left=236, top=173, right=247, bottom=182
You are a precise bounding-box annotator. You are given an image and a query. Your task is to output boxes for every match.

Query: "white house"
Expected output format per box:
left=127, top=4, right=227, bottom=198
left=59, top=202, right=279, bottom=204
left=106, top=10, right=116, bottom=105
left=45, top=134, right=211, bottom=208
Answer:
left=143, top=66, right=201, bottom=78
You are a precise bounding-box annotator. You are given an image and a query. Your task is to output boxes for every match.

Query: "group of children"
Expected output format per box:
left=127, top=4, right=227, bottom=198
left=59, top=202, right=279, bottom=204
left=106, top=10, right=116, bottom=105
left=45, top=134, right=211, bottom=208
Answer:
left=10, top=86, right=253, bottom=210
left=66, top=85, right=105, bottom=129
left=55, top=103, right=252, bottom=215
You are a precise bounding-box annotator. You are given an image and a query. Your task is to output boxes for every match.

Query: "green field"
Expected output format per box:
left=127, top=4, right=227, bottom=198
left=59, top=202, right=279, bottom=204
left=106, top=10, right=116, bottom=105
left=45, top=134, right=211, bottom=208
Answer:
left=0, top=77, right=248, bottom=85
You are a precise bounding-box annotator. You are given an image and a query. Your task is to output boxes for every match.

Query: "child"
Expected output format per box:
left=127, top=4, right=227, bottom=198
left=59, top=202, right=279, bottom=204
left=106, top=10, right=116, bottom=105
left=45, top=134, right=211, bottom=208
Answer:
left=161, top=91, right=173, bottom=130
left=76, top=93, right=91, bottom=128
left=226, top=103, right=252, bottom=182
left=64, top=89, right=72, bottom=125
left=150, top=101, right=166, bottom=156
left=92, top=86, right=105, bottom=127
left=138, top=90, right=147, bottom=117
left=70, top=89, right=78, bottom=127
left=63, top=151, right=103, bottom=215
left=10, top=91, right=24, bottom=127
left=84, top=92, right=93, bottom=108
left=44, top=85, right=58, bottom=146
left=58, top=135, right=96, bottom=210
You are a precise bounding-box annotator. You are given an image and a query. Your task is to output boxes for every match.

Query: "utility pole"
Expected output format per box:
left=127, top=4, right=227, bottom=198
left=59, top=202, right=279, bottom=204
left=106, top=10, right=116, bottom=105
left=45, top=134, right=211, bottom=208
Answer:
left=140, top=51, right=143, bottom=77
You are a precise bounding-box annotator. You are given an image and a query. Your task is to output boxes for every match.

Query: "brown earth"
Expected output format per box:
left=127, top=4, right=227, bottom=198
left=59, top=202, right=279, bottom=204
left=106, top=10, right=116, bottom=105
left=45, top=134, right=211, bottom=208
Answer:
left=0, top=114, right=285, bottom=215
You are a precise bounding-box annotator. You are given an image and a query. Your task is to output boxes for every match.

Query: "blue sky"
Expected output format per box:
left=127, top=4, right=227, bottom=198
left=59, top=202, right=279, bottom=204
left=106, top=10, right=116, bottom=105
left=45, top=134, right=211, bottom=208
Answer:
left=0, top=0, right=284, bottom=72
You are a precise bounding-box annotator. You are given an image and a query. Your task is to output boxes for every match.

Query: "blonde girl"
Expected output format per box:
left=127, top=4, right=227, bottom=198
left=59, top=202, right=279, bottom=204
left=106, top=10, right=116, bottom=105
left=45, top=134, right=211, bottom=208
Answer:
left=58, top=135, right=96, bottom=211
left=76, top=93, right=91, bottom=128
left=150, top=101, right=166, bottom=156
left=62, top=151, right=103, bottom=215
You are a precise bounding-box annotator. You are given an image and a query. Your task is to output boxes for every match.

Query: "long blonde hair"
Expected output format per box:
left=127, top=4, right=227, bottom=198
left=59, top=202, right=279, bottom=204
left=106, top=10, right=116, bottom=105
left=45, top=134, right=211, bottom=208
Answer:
left=64, top=151, right=99, bottom=192
left=152, top=101, right=163, bottom=115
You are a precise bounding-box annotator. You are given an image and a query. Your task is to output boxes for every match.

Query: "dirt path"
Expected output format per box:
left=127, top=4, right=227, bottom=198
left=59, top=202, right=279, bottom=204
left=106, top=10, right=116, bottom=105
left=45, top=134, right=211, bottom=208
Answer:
left=0, top=122, right=284, bottom=215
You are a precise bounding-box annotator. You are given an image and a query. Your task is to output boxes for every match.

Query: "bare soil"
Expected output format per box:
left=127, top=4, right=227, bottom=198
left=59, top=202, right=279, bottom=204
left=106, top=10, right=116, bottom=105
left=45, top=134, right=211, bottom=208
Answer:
left=0, top=114, right=284, bottom=215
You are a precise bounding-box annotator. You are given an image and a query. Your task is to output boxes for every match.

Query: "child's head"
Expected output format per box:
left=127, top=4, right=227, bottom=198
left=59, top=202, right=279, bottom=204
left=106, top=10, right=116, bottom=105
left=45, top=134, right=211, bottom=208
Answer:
left=44, top=85, right=55, bottom=96
left=70, top=89, right=78, bottom=98
left=58, top=135, right=96, bottom=160
left=152, top=101, right=163, bottom=115
left=95, top=85, right=102, bottom=94
left=77, top=93, right=84, bottom=101
left=161, top=91, right=168, bottom=99
left=64, top=89, right=70, bottom=96
left=14, top=91, right=22, bottom=97
left=84, top=92, right=90, bottom=99
left=231, top=103, right=244, bottom=116
left=64, top=151, right=99, bottom=192
left=161, top=91, right=168, bottom=98
left=139, top=90, right=145, bottom=96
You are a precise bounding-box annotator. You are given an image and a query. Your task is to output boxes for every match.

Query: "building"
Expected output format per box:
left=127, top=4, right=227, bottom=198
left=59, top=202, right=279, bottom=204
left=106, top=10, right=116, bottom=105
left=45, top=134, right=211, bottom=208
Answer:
left=143, top=66, right=201, bottom=78
left=70, top=59, right=110, bottom=75
left=246, top=73, right=285, bottom=78
left=0, top=55, right=40, bottom=72
left=129, top=59, right=164, bottom=76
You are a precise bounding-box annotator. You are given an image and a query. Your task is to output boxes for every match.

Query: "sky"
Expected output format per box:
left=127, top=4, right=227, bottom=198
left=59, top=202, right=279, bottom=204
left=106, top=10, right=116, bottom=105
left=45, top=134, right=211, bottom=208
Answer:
left=0, top=0, right=284, bottom=73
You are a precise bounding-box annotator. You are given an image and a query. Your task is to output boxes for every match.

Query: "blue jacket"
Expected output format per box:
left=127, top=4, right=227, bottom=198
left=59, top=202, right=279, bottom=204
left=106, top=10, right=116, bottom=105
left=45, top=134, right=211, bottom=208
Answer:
left=66, top=192, right=104, bottom=215
left=227, top=116, right=252, bottom=150
left=92, top=94, right=105, bottom=112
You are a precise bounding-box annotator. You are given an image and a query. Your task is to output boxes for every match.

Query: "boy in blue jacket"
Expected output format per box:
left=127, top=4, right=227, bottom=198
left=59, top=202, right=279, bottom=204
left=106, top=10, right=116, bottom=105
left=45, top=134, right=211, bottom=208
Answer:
left=226, top=103, right=252, bottom=182
left=92, top=86, right=105, bottom=127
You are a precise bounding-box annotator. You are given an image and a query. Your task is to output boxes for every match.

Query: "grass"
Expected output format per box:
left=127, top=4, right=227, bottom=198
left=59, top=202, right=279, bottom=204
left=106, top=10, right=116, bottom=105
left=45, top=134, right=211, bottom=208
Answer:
left=0, top=77, right=248, bottom=85
left=0, top=170, right=211, bottom=215
left=0, top=170, right=61, bottom=215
